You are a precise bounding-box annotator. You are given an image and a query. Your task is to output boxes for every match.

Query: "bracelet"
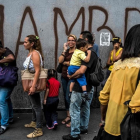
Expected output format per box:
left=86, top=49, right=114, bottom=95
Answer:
left=61, top=54, right=65, bottom=57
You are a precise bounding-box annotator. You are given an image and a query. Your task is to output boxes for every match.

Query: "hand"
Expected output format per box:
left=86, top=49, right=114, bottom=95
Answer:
left=63, top=43, right=68, bottom=51
left=99, top=120, right=105, bottom=127
left=67, top=74, right=72, bottom=79
left=28, top=87, right=36, bottom=95
left=43, top=99, right=47, bottom=105
left=87, top=50, right=91, bottom=54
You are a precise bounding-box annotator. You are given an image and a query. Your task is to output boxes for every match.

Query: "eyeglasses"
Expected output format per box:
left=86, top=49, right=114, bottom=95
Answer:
left=68, top=40, right=75, bottom=42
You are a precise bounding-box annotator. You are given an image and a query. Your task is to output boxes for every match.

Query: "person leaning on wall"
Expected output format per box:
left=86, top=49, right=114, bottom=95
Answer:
left=99, top=24, right=140, bottom=140
left=0, top=41, right=17, bottom=135
left=58, top=34, right=77, bottom=128
left=101, top=37, right=123, bottom=87
left=23, top=35, right=44, bottom=138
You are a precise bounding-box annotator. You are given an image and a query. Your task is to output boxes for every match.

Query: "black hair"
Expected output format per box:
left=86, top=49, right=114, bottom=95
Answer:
left=76, top=38, right=87, bottom=49
left=80, top=31, right=93, bottom=45
left=47, top=69, right=57, bottom=79
left=121, top=24, right=140, bottom=61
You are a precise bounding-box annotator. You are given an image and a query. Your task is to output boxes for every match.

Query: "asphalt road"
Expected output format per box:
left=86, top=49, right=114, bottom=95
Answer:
left=0, top=108, right=101, bottom=140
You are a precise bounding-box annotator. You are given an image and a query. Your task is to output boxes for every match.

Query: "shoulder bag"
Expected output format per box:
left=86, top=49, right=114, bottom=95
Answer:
left=0, top=65, right=18, bottom=87
left=21, top=54, right=48, bottom=92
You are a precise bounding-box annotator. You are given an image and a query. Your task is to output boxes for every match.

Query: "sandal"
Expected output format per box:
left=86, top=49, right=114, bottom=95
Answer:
left=61, top=116, right=71, bottom=124
left=66, top=122, right=71, bottom=127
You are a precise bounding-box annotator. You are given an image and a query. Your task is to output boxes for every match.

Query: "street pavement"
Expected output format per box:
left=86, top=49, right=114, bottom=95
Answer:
left=1, top=108, right=101, bottom=140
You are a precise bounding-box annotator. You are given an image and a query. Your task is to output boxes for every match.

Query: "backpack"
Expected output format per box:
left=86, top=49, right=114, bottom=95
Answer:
left=90, top=51, right=104, bottom=86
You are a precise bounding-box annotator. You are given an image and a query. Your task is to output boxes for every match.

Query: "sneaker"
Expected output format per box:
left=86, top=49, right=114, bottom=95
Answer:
left=27, top=128, right=43, bottom=138
left=0, top=127, right=7, bottom=135
left=46, top=125, right=54, bottom=130
left=53, top=121, right=58, bottom=130
left=24, top=121, right=36, bottom=128
left=80, top=129, right=88, bottom=134
left=62, top=134, right=81, bottom=140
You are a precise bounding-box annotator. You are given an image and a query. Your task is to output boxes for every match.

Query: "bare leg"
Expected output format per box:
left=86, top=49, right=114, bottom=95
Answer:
left=69, top=82, right=75, bottom=92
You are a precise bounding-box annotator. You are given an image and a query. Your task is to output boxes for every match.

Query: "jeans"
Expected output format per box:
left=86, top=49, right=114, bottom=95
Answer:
left=0, top=87, right=13, bottom=127
left=43, top=97, right=59, bottom=127
left=61, top=76, right=71, bottom=111
left=70, top=87, right=94, bottom=137
left=29, top=93, right=43, bottom=128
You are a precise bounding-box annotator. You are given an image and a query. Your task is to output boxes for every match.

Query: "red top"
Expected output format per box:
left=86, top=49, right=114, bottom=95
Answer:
left=46, top=77, right=61, bottom=97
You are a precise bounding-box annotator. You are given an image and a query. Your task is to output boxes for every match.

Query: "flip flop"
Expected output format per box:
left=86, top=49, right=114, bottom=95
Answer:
left=61, top=116, right=71, bottom=124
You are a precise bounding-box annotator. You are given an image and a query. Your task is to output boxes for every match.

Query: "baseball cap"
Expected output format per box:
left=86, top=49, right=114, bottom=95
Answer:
left=110, top=37, right=121, bottom=43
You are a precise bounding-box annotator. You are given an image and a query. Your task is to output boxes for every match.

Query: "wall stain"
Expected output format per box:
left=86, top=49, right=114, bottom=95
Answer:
left=124, top=8, right=140, bottom=41
left=53, top=7, right=85, bottom=68
left=0, top=5, right=4, bottom=46
left=15, top=7, right=39, bottom=58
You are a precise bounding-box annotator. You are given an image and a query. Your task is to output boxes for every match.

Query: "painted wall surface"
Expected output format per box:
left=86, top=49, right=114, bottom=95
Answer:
left=0, top=0, right=140, bottom=109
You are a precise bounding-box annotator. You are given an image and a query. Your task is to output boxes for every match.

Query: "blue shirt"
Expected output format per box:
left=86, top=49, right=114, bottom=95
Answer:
left=93, top=43, right=99, bottom=57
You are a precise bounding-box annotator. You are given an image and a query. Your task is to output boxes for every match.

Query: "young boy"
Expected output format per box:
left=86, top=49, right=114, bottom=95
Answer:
left=68, top=38, right=91, bottom=100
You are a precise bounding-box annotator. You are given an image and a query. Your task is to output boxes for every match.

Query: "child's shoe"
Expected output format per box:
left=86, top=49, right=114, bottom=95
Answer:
left=53, top=121, right=58, bottom=130
left=46, top=125, right=54, bottom=130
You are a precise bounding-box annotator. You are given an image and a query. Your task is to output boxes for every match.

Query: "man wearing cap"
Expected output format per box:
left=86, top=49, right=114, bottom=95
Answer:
left=101, top=37, right=123, bottom=87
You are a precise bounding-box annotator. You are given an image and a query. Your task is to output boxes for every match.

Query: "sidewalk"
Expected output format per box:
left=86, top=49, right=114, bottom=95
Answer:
left=1, top=108, right=100, bottom=140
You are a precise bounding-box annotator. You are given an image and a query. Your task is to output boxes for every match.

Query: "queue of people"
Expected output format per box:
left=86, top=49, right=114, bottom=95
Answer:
left=0, top=24, right=140, bottom=140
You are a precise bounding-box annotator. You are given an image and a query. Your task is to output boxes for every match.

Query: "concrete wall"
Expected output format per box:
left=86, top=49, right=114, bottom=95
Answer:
left=0, top=0, right=140, bottom=109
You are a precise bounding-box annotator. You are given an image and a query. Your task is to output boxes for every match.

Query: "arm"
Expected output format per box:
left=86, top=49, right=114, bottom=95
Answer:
left=0, top=54, right=15, bottom=63
left=43, top=88, right=49, bottom=104
left=28, top=51, right=41, bottom=95
left=58, top=43, right=68, bottom=63
left=83, top=50, right=91, bottom=62
left=99, top=71, right=113, bottom=122
left=129, top=81, right=140, bottom=113
left=112, top=49, right=123, bottom=62
left=63, top=61, right=70, bottom=66
left=100, top=104, right=107, bottom=121
left=68, top=65, right=87, bottom=79
left=106, top=51, right=113, bottom=66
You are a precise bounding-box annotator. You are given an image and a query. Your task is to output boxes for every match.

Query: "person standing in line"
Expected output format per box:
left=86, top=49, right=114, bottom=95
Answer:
left=101, top=37, right=123, bottom=87
left=58, top=34, right=77, bottom=128
left=99, top=24, right=140, bottom=140
left=62, top=31, right=97, bottom=140
left=23, top=35, right=44, bottom=138
left=43, top=69, right=61, bottom=130
left=92, top=32, right=99, bottom=57
left=80, top=31, right=99, bottom=57
left=0, top=41, right=17, bottom=135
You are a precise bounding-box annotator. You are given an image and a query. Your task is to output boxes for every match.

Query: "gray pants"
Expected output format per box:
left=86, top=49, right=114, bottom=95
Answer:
left=29, top=93, right=43, bottom=128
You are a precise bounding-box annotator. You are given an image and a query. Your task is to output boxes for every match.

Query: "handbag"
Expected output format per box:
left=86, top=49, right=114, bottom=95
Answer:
left=21, top=55, right=48, bottom=92
left=56, top=63, right=63, bottom=73
left=120, top=70, right=140, bottom=140
left=0, top=65, right=18, bottom=87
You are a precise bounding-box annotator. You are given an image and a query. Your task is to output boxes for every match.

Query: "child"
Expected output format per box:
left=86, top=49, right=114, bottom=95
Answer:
left=68, top=38, right=91, bottom=100
left=43, top=69, right=61, bottom=130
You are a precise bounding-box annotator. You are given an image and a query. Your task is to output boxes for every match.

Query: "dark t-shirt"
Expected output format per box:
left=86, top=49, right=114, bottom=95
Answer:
left=0, top=47, right=16, bottom=66
left=73, top=47, right=97, bottom=92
